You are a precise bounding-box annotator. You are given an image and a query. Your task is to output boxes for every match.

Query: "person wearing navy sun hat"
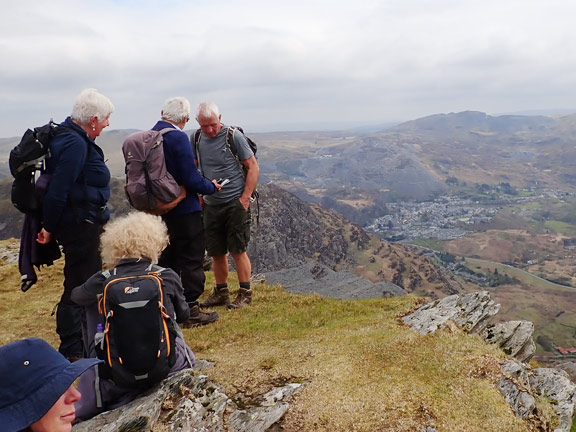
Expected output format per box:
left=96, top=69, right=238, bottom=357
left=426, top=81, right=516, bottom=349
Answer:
left=0, top=337, right=102, bottom=432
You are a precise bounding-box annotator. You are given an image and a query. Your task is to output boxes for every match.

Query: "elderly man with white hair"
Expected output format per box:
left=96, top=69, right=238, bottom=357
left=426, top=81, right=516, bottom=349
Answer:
left=193, top=101, right=259, bottom=310
left=151, top=97, right=222, bottom=327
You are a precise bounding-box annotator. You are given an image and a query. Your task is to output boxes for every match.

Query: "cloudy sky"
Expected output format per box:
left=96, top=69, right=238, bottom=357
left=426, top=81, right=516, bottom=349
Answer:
left=1, top=0, right=576, bottom=137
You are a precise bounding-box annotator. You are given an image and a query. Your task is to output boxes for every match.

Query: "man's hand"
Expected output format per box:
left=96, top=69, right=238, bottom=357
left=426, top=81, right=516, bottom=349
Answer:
left=36, top=228, right=52, bottom=244
left=239, top=195, right=251, bottom=210
left=212, top=179, right=222, bottom=191
left=239, top=155, right=259, bottom=211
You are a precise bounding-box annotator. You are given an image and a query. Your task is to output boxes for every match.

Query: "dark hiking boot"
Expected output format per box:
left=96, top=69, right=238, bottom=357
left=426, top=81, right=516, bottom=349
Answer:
left=228, top=288, right=252, bottom=309
left=200, top=287, right=230, bottom=308
left=184, top=304, right=219, bottom=328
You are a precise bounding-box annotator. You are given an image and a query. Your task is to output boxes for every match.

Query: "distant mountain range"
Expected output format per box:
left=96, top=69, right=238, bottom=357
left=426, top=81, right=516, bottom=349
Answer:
left=387, top=110, right=576, bottom=191
left=3, top=110, right=576, bottom=224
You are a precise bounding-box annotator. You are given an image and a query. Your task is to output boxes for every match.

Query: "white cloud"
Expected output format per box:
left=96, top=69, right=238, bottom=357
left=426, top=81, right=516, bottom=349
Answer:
left=1, top=0, right=576, bottom=136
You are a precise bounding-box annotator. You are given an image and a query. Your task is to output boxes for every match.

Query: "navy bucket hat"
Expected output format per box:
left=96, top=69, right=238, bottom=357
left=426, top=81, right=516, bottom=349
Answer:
left=0, top=337, right=102, bottom=432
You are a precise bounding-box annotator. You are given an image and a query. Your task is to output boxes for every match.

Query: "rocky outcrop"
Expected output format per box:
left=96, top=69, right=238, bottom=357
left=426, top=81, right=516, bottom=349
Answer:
left=264, top=262, right=406, bottom=299
left=530, top=368, right=576, bottom=432
left=402, top=291, right=500, bottom=335
left=402, top=292, right=576, bottom=432
left=376, top=242, right=464, bottom=298
left=497, top=360, right=576, bottom=432
left=248, top=184, right=348, bottom=273
left=498, top=360, right=536, bottom=419
left=482, top=321, right=536, bottom=362
left=555, top=362, right=576, bottom=384
left=73, top=368, right=305, bottom=432
left=228, top=383, right=305, bottom=432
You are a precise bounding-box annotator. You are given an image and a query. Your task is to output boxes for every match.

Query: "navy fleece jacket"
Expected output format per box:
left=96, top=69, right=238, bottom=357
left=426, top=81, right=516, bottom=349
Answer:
left=43, top=117, right=110, bottom=233
left=152, top=121, right=216, bottom=214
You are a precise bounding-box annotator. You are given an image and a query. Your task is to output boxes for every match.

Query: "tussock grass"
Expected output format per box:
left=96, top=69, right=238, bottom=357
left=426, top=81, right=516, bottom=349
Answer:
left=0, top=242, right=64, bottom=346
left=0, top=240, right=536, bottom=431
left=192, top=281, right=532, bottom=431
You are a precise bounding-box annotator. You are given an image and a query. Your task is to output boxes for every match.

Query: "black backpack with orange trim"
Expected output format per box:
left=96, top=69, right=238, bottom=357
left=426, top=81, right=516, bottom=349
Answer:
left=95, top=266, right=177, bottom=388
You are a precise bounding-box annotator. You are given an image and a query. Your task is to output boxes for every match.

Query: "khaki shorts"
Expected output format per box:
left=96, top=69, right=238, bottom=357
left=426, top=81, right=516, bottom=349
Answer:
left=204, top=199, right=251, bottom=256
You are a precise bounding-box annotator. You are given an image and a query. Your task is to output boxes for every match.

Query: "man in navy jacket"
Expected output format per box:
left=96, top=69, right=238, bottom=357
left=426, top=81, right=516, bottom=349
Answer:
left=152, top=97, right=221, bottom=326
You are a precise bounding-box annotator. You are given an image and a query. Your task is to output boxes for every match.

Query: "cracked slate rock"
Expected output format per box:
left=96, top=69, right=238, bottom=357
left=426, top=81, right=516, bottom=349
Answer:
left=264, top=262, right=406, bottom=300
left=482, top=320, right=536, bottom=362
left=402, top=291, right=500, bottom=335
left=228, top=383, right=306, bottom=432
left=72, top=370, right=304, bottom=432
left=529, top=368, right=576, bottom=432
left=72, top=371, right=228, bottom=432
left=498, top=360, right=536, bottom=419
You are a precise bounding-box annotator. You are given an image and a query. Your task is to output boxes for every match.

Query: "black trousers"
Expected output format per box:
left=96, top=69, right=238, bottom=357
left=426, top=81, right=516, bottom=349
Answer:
left=56, top=221, right=103, bottom=358
left=159, top=211, right=206, bottom=304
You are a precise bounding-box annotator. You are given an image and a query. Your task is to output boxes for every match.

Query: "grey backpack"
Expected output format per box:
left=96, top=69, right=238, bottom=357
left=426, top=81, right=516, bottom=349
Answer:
left=123, top=128, right=186, bottom=215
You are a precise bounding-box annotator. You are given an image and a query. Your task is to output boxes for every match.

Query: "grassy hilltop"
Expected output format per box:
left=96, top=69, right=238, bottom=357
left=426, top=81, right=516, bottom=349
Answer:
left=0, top=239, right=556, bottom=431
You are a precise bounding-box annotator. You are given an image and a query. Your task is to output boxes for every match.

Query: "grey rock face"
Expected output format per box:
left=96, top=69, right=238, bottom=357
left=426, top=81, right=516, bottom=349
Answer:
left=555, top=362, right=576, bottom=384
left=228, top=384, right=306, bottom=432
left=529, top=368, right=576, bottom=432
left=402, top=291, right=500, bottom=335
left=248, top=184, right=369, bottom=273
left=498, top=360, right=536, bottom=419
left=72, top=370, right=304, bottom=432
left=72, top=372, right=228, bottom=432
left=264, top=262, right=406, bottom=300
left=482, top=321, right=536, bottom=362
left=403, top=293, right=576, bottom=430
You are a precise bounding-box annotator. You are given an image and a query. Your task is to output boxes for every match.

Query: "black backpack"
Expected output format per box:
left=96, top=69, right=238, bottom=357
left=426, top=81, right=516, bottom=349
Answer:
left=9, top=121, right=66, bottom=213
left=193, top=126, right=258, bottom=199
left=192, top=126, right=257, bottom=179
left=95, top=267, right=178, bottom=388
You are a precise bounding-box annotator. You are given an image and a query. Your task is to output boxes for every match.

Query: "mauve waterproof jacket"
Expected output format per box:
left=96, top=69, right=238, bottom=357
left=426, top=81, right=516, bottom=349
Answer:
left=151, top=120, right=216, bottom=215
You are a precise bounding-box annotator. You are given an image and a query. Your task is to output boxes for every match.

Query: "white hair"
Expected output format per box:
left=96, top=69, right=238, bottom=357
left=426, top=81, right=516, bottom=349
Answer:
left=196, top=101, right=220, bottom=120
left=70, top=88, right=114, bottom=126
left=100, top=211, right=170, bottom=268
left=161, top=97, right=191, bottom=123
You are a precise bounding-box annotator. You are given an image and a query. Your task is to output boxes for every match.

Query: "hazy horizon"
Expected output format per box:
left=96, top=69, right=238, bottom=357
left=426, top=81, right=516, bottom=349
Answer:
left=3, top=108, right=576, bottom=140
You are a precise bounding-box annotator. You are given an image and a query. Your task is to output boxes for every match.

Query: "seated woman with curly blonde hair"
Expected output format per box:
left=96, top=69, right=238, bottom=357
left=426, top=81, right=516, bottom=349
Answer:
left=71, top=211, right=194, bottom=421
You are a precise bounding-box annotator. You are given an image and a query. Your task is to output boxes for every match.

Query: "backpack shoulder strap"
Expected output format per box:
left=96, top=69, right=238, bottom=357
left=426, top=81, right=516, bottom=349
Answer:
left=226, top=127, right=247, bottom=176
left=225, top=126, right=240, bottom=156
left=192, top=129, right=204, bottom=175
left=146, top=263, right=167, bottom=274
left=101, top=267, right=118, bottom=280
left=159, top=127, right=177, bottom=136
left=193, top=129, right=201, bottom=147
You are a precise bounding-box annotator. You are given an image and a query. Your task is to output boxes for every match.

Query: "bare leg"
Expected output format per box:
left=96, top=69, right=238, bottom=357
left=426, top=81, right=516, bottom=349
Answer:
left=230, top=251, right=252, bottom=283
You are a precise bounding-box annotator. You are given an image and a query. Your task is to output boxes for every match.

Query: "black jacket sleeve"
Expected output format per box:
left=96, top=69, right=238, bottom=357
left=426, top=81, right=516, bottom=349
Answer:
left=71, top=272, right=106, bottom=306
left=160, top=269, right=190, bottom=323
